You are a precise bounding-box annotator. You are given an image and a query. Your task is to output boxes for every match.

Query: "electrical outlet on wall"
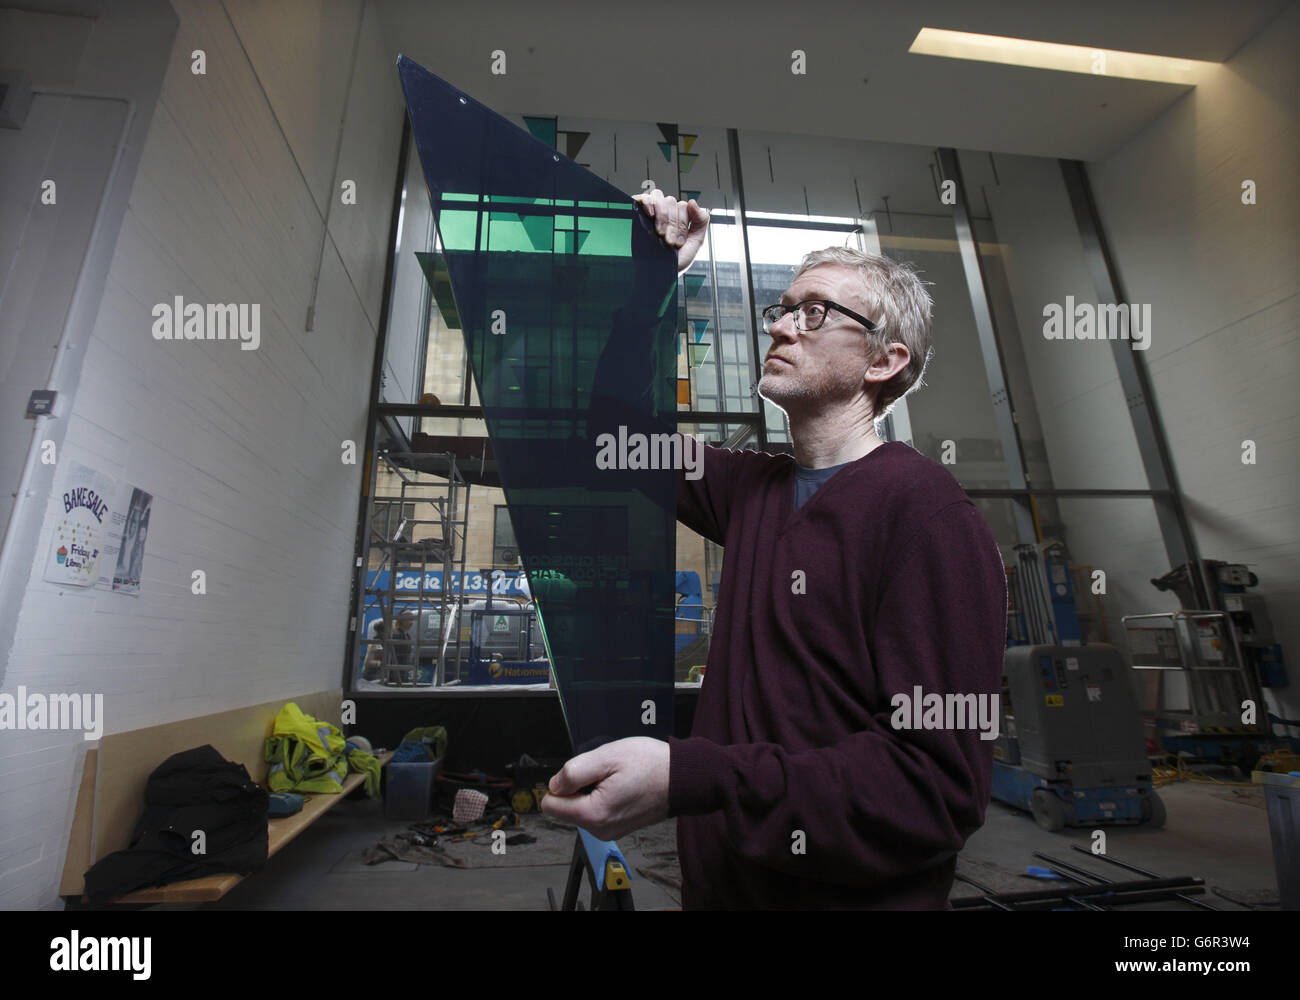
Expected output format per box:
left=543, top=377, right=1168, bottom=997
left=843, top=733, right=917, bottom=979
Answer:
left=0, top=71, right=34, bottom=129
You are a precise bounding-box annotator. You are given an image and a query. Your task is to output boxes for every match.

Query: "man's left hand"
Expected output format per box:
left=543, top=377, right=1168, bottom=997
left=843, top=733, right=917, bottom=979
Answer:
left=540, top=737, right=670, bottom=841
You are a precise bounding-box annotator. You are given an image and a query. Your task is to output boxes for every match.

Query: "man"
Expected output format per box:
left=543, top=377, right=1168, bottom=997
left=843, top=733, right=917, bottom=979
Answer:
left=383, top=611, right=418, bottom=686
left=362, top=619, right=386, bottom=682
left=541, top=190, right=1008, bottom=909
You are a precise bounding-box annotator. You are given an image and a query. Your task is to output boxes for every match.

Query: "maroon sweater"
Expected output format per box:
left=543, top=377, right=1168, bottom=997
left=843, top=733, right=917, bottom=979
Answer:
left=671, top=441, right=1008, bottom=909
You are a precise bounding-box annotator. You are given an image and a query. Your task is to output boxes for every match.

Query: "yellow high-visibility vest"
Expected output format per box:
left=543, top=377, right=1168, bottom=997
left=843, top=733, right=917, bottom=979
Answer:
left=264, top=702, right=350, bottom=794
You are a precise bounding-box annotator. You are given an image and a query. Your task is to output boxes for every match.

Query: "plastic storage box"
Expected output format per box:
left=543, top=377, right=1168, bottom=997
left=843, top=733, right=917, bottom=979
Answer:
left=1254, top=770, right=1300, bottom=910
left=385, top=758, right=444, bottom=821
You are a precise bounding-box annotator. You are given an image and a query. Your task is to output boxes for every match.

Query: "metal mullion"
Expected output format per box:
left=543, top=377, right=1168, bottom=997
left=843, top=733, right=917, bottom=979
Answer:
left=939, top=147, right=1036, bottom=545
left=726, top=128, right=767, bottom=450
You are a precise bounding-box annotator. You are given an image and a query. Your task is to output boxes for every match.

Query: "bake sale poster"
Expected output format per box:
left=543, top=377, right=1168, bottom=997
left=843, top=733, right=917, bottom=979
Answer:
left=43, top=462, right=117, bottom=588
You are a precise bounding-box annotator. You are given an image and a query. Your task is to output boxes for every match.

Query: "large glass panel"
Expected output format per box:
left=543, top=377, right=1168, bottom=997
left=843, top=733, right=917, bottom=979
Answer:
left=674, top=422, right=760, bottom=684
left=383, top=134, right=435, bottom=438
left=958, top=150, right=1151, bottom=490
left=1052, top=497, right=1176, bottom=644
left=421, top=223, right=470, bottom=407
left=736, top=131, right=1013, bottom=482
left=353, top=438, right=472, bottom=692
left=982, top=494, right=1172, bottom=658
left=399, top=58, right=679, bottom=752
left=678, top=214, right=759, bottom=416
left=746, top=213, right=864, bottom=449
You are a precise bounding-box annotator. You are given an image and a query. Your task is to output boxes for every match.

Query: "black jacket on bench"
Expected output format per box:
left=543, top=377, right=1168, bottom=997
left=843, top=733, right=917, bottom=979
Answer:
left=83, top=744, right=269, bottom=903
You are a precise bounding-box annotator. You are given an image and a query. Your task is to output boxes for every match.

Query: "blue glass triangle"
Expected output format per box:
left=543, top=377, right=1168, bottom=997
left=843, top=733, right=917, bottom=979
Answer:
left=398, top=56, right=679, bottom=752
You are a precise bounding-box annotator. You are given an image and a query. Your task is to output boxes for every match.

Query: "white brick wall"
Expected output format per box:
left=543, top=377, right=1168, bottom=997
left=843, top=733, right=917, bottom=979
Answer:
left=0, top=0, right=403, bottom=909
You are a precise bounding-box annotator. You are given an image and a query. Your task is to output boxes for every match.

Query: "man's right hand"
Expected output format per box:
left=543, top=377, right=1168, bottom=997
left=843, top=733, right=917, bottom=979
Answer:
left=633, top=188, right=710, bottom=275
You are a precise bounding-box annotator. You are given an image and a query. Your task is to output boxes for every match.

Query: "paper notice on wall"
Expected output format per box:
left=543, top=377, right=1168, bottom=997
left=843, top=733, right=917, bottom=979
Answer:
left=44, top=462, right=117, bottom=587
left=110, top=486, right=152, bottom=596
left=96, top=483, right=130, bottom=591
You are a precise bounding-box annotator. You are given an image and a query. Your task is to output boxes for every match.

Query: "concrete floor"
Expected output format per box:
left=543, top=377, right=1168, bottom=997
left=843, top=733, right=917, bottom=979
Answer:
left=179, top=778, right=1281, bottom=911
left=959, top=780, right=1281, bottom=909
left=202, top=803, right=682, bottom=911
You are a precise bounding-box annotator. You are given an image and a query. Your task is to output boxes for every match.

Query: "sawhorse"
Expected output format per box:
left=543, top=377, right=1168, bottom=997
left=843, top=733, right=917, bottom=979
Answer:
left=547, top=829, right=634, bottom=911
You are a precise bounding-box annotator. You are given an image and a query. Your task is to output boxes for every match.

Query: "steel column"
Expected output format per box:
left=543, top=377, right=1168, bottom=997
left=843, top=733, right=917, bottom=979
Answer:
left=938, top=147, right=1037, bottom=545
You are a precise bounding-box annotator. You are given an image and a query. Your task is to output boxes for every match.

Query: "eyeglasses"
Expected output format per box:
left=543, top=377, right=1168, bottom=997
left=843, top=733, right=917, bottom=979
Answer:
left=760, top=299, right=877, bottom=334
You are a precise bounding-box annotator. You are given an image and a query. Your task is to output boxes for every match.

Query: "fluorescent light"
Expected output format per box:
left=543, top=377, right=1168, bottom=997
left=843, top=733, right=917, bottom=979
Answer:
left=909, top=27, right=1213, bottom=84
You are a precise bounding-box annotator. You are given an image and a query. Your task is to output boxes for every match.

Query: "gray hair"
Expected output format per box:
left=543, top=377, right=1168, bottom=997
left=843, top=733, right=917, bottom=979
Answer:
left=792, top=247, right=934, bottom=421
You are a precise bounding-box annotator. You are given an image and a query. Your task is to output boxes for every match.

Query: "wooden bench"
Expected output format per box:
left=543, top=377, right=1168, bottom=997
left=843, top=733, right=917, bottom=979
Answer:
left=60, top=689, right=391, bottom=906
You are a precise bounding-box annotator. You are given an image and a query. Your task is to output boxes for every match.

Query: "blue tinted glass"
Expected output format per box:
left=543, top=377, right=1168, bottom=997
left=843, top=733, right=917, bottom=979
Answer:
left=399, top=57, right=679, bottom=752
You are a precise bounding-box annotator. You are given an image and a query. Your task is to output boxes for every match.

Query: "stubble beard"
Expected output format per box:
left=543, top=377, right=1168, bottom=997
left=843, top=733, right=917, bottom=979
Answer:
left=758, top=356, right=866, bottom=412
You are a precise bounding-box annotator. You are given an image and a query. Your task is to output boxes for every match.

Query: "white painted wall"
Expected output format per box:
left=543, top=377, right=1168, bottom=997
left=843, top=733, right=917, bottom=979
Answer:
left=0, top=0, right=177, bottom=912
left=1087, top=1, right=1300, bottom=726
left=0, top=0, right=404, bottom=909
left=0, top=8, right=97, bottom=540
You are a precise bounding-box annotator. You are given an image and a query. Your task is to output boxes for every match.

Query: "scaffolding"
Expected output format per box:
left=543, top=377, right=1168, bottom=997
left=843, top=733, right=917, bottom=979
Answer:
left=354, top=450, right=469, bottom=687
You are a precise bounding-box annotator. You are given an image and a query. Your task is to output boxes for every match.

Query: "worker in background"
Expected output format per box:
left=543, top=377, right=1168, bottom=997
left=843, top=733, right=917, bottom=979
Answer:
left=384, top=611, right=418, bottom=685
left=542, top=190, right=1008, bottom=909
left=362, top=620, right=386, bottom=682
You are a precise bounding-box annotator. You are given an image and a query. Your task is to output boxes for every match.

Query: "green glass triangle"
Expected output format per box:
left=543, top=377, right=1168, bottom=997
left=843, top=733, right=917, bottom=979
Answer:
left=523, top=115, right=557, bottom=147
left=521, top=214, right=554, bottom=252
left=688, top=341, right=712, bottom=367
left=679, top=153, right=699, bottom=174
left=684, top=274, right=706, bottom=298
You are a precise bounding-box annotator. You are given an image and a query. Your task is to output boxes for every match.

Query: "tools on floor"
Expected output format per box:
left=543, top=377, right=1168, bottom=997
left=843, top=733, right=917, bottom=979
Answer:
left=953, top=846, right=1217, bottom=911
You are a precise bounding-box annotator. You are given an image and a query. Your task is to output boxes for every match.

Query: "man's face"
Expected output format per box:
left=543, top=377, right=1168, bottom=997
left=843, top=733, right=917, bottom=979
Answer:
left=757, top=264, right=875, bottom=411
